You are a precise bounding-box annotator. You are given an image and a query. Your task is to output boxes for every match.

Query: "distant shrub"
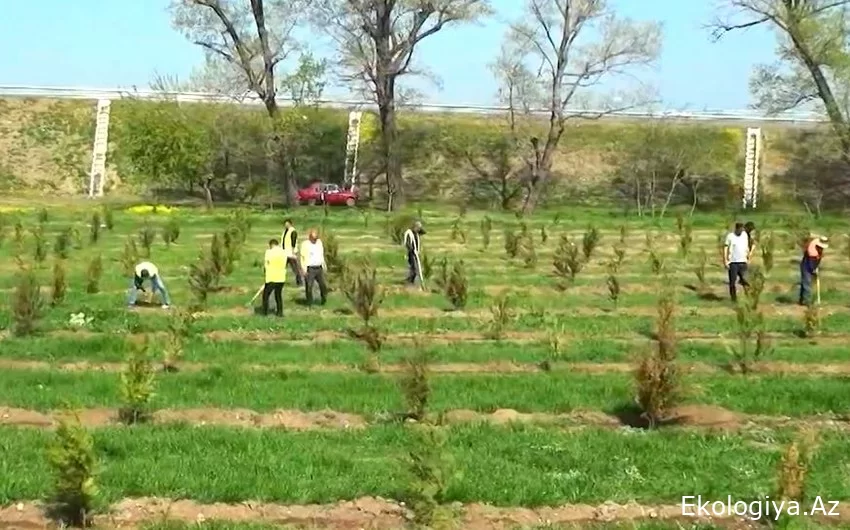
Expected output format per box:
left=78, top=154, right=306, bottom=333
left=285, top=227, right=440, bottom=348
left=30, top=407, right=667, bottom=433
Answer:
left=161, top=217, right=180, bottom=247
left=503, top=228, right=518, bottom=258
left=553, top=235, right=583, bottom=287
left=518, top=233, right=537, bottom=269
left=188, top=253, right=216, bottom=311
left=163, top=310, right=195, bottom=372
left=32, top=224, right=47, bottom=263
left=486, top=291, right=512, bottom=340
left=137, top=223, right=155, bottom=258
left=343, top=259, right=385, bottom=357
left=12, top=264, right=43, bottom=337
left=694, top=248, right=708, bottom=290
left=607, top=274, right=620, bottom=309
left=760, top=231, right=775, bottom=275
left=121, top=237, right=138, bottom=277
left=51, top=260, right=67, bottom=307
left=102, top=207, right=114, bottom=230
left=727, top=299, right=772, bottom=374
left=54, top=228, right=71, bottom=259
left=85, top=255, right=103, bottom=294
left=581, top=226, right=601, bottom=260
left=444, top=260, right=468, bottom=310
left=400, top=349, right=432, bottom=421
left=89, top=212, right=101, bottom=245
left=480, top=216, right=492, bottom=249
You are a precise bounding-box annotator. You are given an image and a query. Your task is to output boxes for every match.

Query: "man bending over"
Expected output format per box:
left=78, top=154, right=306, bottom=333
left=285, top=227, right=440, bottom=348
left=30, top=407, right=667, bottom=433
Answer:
left=128, top=261, right=171, bottom=309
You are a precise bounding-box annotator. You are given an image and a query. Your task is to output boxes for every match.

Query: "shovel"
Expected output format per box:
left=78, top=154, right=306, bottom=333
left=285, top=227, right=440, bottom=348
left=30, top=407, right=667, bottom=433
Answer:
left=816, top=275, right=821, bottom=305
left=247, top=285, right=264, bottom=307
left=414, top=252, right=426, bottom=291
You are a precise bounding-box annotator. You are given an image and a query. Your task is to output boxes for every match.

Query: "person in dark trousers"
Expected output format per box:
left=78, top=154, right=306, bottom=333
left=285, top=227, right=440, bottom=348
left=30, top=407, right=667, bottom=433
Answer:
left=724, top=222, right=750, bottom=302
left=299, top=228, right=328, bottom=306
left=262, top=239, right=286, bottom=316
left=800, top=236, right=828, bottom=305
left=280, top=218, right=303, bottom=286
left=402, top=220, right=425, bottom=285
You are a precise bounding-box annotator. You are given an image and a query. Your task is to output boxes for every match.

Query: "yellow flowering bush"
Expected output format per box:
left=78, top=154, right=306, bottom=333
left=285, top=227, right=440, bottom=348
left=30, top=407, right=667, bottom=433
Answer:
left=0, top=206, right=33, bottom=213
left=125, top=205, right=177, bottom=215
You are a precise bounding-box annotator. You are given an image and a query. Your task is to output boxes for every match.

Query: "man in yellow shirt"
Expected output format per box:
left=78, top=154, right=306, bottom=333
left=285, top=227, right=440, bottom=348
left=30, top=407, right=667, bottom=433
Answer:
left=262, top=238, right=287, bottom=316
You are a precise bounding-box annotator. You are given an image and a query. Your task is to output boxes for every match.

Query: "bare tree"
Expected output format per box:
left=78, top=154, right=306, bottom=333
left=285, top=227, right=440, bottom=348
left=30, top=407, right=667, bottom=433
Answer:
left=710, top=0, right=850, bottom=162
left=503, top=0, right=661, bottom=214
left=311, top=0, right=492, bottom=211
left=448, top=44, right=539, bottom=209
left=169, top=0, right=313, bottom=203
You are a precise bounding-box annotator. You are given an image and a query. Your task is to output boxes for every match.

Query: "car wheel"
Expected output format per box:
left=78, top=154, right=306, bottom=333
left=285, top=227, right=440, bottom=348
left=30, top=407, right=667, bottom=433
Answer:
left=345, top=198, right=355, bottom=207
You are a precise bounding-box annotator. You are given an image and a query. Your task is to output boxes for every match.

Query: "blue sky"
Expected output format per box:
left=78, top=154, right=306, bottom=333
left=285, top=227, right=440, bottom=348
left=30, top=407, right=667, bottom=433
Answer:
left=1, top=0, right=777, bottom=110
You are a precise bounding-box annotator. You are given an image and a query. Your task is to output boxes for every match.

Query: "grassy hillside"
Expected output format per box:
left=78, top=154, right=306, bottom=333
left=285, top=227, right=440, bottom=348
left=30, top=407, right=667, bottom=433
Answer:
left=0, top=96, right=817, bottom=199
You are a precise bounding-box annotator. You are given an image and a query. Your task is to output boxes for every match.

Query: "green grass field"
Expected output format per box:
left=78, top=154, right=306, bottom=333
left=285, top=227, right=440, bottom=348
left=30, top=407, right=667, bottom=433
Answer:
left=0, top=203, right=849, bottom=529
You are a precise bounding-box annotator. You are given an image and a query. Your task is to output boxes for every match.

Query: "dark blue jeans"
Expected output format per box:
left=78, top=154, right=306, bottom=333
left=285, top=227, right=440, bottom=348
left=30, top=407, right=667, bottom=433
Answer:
left=727, top=262, right=748, bottom=301
left=799, top=261, right=816, bottom=305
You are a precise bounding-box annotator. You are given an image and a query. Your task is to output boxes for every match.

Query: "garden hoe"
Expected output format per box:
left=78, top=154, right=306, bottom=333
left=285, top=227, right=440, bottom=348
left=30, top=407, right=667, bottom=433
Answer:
left=816, top=275, right=821, bottom=305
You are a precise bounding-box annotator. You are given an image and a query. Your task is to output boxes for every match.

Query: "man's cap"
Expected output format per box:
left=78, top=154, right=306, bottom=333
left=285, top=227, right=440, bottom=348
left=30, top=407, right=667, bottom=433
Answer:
left=816, top=236, right=829, bottom=248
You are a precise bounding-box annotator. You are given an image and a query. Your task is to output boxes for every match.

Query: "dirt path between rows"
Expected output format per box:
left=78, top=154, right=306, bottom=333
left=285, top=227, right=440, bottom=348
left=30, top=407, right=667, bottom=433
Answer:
left=1, top=405, right=846, bottom=432
left=1, top=495, right=847, bottom=529
left=25, top=328, right=850, bottom=347
left=2, top=359, right=850, bottom=376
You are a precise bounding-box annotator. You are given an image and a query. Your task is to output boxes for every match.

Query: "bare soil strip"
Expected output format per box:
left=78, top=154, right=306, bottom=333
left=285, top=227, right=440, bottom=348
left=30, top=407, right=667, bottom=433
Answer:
left=1, top=405, right=846, bottom=432
left=24, top=329, right=850, bottom=347
left=1, top=495, right=848, bottom=529
left=1, top=359, right=849, bottom=376
left=193, top=302, right=847, bottom=319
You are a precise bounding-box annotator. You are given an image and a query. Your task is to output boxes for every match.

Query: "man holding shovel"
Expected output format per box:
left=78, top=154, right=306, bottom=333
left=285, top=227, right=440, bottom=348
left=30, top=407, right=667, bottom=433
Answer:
left=799, top=236, right=828, bottom=306
left=403, top=220, right=426, bottom=289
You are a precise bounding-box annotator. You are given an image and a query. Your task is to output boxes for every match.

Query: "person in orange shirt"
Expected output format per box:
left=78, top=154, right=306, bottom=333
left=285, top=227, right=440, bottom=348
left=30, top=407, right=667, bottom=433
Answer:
left=799, top=236, right=828, bottom=305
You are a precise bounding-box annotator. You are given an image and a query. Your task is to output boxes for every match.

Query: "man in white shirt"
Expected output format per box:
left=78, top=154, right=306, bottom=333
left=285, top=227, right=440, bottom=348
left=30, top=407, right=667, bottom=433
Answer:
left=128, top=261, right=171, bottom=309
left=299, top=228, right=328, bottom=306
left=724, top=222, right=750, bottom=302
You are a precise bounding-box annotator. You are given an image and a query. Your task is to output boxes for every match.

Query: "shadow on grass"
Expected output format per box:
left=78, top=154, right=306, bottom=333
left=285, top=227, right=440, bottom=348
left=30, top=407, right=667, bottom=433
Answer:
left=608, top=403, right=685, bottom=430
left=683, top=284, right=724, bottom=302
left=775, top=294, right=797, bottom=305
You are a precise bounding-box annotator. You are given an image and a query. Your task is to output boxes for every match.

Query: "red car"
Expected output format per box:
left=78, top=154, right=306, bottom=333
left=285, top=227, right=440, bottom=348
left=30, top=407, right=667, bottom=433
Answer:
left=297, top=182, right=358, bottom=207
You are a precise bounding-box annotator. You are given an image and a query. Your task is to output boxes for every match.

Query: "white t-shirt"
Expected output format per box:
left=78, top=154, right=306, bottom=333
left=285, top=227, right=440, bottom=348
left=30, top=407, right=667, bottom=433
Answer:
left=135, top=262, right=159, bottom=277
left=300, top=240, right=325, bottom=268
left=725, top=232, right=749, bottom=263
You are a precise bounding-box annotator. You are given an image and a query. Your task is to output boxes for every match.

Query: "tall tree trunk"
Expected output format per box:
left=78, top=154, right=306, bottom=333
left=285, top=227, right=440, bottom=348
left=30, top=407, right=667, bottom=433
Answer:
left=521, top=122, right=564, bottom=214
left=263, top=101, right=296, bottom=206
left=377, top=78, right=403, bottom=211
